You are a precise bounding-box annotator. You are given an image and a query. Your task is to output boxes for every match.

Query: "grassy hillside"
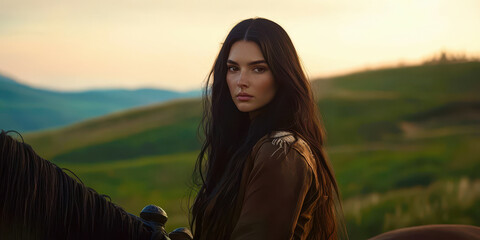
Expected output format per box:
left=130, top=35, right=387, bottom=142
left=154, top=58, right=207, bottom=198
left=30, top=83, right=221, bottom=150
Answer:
left=21, top=61, right=480, bottom=238
left=60, top=152, right=198, bottom=231
left=25, top=98, right=202, bottom=160
left=312, top=62, right=480, bottom=146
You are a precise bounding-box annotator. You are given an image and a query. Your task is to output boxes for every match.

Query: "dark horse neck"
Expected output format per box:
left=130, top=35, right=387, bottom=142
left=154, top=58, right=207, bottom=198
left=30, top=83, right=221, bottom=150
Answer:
left=0, top=131, right=153, bottom=240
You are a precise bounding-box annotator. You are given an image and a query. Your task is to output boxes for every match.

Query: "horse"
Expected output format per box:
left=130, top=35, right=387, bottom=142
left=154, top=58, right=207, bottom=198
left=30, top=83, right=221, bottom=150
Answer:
left=0, top=130, right=169, bottom=240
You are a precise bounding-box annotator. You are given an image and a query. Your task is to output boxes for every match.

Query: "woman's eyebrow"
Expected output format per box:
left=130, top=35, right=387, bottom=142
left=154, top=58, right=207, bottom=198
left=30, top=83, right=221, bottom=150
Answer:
left=227, top=60, right=267, bottom=65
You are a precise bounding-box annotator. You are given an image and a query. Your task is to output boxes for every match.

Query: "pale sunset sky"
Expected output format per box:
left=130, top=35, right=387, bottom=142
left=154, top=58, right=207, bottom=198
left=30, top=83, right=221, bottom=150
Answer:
left=0, top=0, right=479, bottom=91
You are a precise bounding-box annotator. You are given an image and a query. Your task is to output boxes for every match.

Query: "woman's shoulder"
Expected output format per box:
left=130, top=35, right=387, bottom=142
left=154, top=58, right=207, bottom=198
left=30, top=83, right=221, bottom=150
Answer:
left=252, top=131, right=313, bottom=157
left=251, top=131, right=317, bottom=174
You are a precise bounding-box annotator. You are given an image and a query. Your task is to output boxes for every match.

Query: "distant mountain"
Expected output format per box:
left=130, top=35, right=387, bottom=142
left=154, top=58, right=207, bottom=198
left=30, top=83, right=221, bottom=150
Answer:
left=0, top=74, right=201, bottom=132
left=0, top=74, right=20, bottom=84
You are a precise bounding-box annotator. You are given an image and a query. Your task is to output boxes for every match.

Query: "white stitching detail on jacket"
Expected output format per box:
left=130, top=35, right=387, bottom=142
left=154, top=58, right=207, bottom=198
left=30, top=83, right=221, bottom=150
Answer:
left=271, top=131, right=295, bottom=156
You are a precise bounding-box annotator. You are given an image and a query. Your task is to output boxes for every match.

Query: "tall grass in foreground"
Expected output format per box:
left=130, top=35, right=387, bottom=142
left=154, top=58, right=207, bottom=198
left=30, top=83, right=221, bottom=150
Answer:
left=344, top=178, right=480, bottom=239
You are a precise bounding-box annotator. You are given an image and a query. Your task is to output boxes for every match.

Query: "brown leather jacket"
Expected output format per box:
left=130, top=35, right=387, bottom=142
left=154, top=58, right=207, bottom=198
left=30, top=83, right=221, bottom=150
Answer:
left=204, top=131, right=320, bottom=240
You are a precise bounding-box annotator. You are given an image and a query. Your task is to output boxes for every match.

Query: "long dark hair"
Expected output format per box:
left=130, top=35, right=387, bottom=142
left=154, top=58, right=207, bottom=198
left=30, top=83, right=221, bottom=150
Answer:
left=191, top=18, right=345, bottom=239
left=0, top=130, right=152, bottom=240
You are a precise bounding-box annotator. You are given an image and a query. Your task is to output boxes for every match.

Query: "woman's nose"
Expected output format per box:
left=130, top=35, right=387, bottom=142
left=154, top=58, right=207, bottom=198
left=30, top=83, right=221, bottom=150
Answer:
left=237, top=71, right=249, bottom=88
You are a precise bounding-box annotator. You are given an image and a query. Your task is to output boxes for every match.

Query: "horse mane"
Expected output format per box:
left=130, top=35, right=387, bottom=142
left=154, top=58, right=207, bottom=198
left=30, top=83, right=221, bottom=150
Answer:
left=0, top=130, right=152, bottom=240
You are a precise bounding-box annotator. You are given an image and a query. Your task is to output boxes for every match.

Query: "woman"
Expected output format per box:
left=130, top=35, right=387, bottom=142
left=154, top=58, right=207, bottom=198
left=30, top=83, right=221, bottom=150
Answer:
left=190, top=18, right=346, bottom=240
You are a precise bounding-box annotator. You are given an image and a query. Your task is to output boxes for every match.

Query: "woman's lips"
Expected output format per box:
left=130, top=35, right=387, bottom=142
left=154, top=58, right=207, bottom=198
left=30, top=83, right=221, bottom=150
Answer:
left=237, top=93, right=253, bottom=101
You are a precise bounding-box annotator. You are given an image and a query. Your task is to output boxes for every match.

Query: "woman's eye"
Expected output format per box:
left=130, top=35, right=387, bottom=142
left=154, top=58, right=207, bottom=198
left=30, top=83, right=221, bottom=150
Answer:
left=227, top=66, right=239, bottom=72
left=253, top=67, right=266, bottom=73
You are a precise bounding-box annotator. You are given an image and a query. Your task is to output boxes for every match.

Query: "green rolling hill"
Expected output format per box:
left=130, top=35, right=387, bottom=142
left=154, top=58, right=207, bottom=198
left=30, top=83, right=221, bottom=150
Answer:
left=24, top=98, right=202, bottom=161
left=19, top=61, right=480, bottom=239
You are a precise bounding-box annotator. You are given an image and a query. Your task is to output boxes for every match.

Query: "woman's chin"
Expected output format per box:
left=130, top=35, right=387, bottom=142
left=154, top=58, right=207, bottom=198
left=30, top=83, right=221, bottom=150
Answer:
left=235, top=104, right=255, bottom=113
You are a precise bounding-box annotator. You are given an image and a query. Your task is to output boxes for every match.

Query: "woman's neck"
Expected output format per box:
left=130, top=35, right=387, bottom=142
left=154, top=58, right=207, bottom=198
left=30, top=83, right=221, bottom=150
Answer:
left=248, top=108, right=265, bottom=120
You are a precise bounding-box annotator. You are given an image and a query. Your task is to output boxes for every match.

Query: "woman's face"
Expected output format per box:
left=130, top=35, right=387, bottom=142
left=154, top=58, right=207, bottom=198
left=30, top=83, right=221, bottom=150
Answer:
left=226, top=41, right=277, bottom=116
